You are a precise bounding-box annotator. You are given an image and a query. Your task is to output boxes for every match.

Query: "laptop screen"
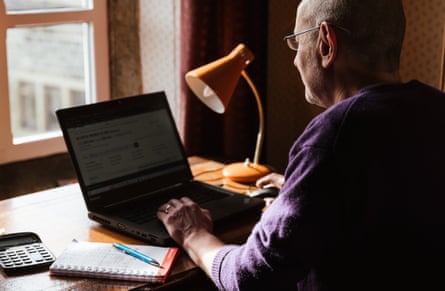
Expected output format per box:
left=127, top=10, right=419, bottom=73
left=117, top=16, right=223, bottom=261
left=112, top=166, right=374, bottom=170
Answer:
left=67, top=109, right=184, bottom=196
left=57, top=92, right=192, bottom=207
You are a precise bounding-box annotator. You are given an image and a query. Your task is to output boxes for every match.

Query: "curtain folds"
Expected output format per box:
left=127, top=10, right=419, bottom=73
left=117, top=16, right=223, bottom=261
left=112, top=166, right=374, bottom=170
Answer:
left=180, top=0, right=268, bottom=163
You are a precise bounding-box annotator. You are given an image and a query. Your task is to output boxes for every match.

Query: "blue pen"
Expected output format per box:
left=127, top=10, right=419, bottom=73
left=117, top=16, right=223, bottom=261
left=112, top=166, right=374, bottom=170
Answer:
left=113, top=243, right=162, bottom=268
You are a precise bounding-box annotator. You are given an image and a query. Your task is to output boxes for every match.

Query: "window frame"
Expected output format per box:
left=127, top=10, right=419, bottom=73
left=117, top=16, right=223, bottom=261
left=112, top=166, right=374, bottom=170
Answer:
left=0, top=1, right=110, bottom=164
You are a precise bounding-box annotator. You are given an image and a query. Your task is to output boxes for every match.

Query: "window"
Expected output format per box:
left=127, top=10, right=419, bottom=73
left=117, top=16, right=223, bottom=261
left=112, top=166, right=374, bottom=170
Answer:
left=0, top=0, right=109, bottom=164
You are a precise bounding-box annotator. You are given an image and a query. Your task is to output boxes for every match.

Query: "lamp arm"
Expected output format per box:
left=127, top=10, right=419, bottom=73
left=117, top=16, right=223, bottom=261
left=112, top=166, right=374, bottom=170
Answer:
left=241, top=70, right=264, bottom=165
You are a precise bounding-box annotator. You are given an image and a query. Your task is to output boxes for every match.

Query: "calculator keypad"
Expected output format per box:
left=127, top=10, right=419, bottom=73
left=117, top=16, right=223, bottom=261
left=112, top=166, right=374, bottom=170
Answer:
left=0, top=243, right=55, bottom=272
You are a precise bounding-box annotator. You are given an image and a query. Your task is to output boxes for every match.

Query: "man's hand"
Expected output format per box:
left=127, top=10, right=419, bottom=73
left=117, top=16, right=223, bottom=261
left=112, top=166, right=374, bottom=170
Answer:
left=157, top=197, right=225, bottom=277
left=256, top=173, right=285, bottom=189
left=157, top=197, right=213, bottom=246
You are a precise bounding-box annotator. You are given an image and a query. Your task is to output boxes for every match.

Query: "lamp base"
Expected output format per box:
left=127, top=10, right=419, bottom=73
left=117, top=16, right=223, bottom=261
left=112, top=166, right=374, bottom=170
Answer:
left=222, top=159, right=270, bottom=183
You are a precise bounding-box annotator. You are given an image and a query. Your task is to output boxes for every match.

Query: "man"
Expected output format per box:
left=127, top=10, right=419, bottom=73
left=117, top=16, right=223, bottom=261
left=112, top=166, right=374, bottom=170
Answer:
left=158, top=0, right=445, bottom=290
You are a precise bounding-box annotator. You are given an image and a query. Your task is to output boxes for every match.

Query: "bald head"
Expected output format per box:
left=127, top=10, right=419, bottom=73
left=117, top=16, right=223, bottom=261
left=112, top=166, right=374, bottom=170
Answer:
left=298, top=0, right=406, bottom=73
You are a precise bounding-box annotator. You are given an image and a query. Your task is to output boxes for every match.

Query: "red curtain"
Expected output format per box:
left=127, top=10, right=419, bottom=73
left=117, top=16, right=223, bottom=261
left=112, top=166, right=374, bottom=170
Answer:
left=180, top=0, right=268, bottom=163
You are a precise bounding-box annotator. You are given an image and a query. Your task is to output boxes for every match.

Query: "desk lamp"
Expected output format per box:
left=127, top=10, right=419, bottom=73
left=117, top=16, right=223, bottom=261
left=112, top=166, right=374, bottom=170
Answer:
left=185, top=43, right=270, bottom=183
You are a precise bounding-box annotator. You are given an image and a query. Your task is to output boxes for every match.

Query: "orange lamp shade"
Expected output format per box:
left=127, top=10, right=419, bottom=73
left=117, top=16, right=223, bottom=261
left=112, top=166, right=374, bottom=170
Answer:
left=185, top=44, right=254, bottom=114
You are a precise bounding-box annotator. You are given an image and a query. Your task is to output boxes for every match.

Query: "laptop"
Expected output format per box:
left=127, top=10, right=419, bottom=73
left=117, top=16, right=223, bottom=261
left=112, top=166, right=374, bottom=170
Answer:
left=56, top=91, right=265, bottom=246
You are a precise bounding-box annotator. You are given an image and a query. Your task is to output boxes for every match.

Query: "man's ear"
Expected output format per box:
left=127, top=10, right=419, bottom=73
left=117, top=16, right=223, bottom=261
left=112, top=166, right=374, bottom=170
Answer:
left=318, top=22, right=337, bottom=68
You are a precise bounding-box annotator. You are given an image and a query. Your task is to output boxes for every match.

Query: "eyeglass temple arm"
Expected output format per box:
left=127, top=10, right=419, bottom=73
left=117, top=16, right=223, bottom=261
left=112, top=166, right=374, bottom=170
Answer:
left=241, top=70, right=264, bottom=165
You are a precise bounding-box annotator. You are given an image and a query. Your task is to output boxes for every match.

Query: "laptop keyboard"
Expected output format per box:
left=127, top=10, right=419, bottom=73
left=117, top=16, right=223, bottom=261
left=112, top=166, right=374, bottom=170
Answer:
left=117, top=184, right=227, bottom=224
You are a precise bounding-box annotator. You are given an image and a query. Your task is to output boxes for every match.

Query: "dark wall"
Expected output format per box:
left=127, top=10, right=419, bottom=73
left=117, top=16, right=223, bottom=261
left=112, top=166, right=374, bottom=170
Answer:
left=0, top=153, right=76, bottom=200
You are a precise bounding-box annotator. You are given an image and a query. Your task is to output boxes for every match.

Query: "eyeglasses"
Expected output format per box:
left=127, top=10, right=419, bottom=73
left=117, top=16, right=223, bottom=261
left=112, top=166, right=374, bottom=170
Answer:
left=283, top=26, right=320, bottom=51
left=283, top=23, right=350, bottom=51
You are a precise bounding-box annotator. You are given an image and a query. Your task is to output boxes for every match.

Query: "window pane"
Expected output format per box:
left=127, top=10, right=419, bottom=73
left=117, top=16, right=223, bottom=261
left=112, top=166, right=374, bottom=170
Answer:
left=3, top=0, right=91, bottom=12
left=7, top=23, right=93, bottom=142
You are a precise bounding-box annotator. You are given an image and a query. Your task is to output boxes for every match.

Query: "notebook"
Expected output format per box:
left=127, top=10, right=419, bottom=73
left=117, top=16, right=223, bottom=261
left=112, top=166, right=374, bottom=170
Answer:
left=49, top=240, right=178, bottom=283
left=56, top=91, right=265, bottom=246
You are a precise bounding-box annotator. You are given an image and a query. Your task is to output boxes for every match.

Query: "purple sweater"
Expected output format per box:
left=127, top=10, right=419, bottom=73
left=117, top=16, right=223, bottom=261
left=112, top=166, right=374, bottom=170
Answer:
left=211, top=81, right=445, bottom=291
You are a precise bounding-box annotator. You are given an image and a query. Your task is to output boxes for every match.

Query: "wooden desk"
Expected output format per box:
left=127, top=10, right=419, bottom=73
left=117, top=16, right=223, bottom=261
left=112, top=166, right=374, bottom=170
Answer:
left=0, top=157, right=260, bottom=290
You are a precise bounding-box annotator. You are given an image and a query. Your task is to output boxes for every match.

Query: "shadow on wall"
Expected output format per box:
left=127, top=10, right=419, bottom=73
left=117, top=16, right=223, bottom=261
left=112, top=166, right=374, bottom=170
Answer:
left=0, top=153, right=76, bottom=200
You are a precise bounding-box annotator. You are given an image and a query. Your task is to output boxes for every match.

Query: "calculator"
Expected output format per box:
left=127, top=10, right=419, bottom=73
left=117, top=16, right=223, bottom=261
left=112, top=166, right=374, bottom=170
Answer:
left=0, top=232, right=55, bottom=274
